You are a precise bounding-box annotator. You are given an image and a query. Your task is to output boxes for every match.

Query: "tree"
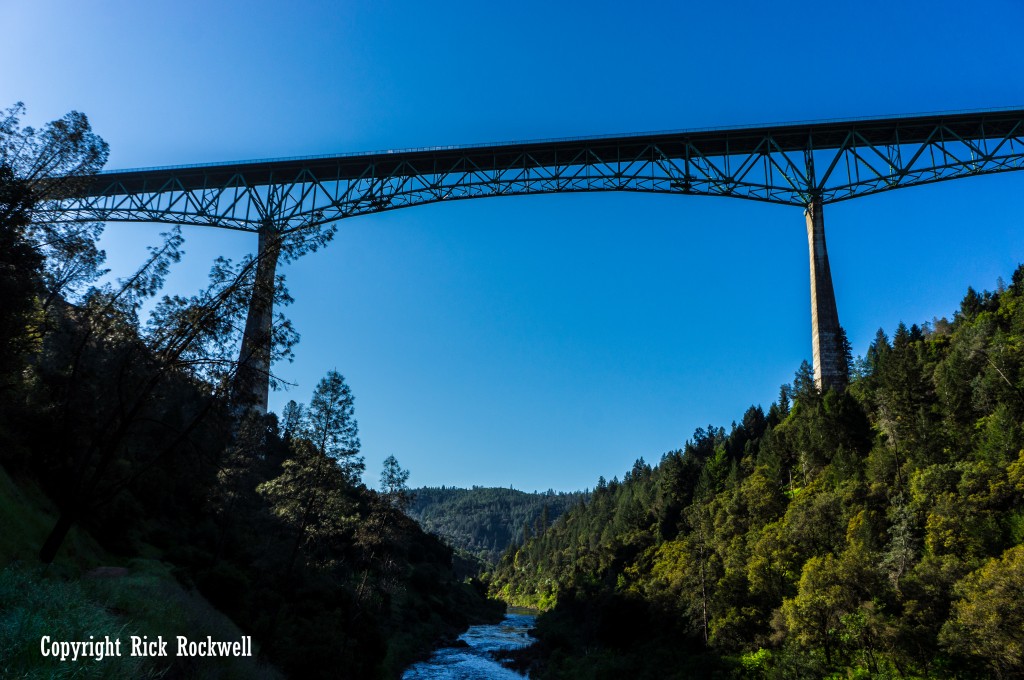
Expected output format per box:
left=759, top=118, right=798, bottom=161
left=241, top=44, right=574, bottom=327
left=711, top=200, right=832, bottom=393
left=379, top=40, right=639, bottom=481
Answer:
left=254, top=370, right=365, bottom=575
left=0, top=102, right=107, bottom=390
left=682, top=500, right=722, bottom=645
left=940, top=545, right=1024, bottom=678
left=35, top=227, right=190, bottom=562
left=792, top=360, right=819, bottom=405
left=32, top=219, right=107, bottom=310
left=36, top=237, right=317, bottom=560
left=281, top=399, right=305, bottom=439
left=1, top=103, right=109, bottom=309
left=304, top=370, right=364, bottom=483
left=13, top=123, right=306, bottom=563
left=779, top=552, right=857, bottom=668
left=0, top=102, right=108, bottom=195
left=958, top=286, right=983, bottom=321
left=836, top=325, right=853, bottom=384
left=379, top=454, right=412, bottom=510
left=0, top=163, right=42, bottom=389
left=880, top=499, right=918, bottom=596
left=258, top=437, right=357, bottom=575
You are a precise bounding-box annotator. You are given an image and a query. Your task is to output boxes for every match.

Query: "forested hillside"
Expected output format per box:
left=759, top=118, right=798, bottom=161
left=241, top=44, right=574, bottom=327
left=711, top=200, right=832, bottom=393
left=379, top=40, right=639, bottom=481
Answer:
left=407, top=486, right=586, bottom=565
left=491, top=271, right=1024, bottom=679
left=0, top=104, right=501, bottom=679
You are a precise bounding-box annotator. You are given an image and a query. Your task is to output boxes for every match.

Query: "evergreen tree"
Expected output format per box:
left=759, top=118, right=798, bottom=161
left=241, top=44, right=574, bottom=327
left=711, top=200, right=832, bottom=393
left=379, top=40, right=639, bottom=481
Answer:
left=940, top=545, right=1024, bottom=677
left=258, top=437, right=356, bottom=575
left=0, top=163, right=42, bottom=388
left=380, top=454, right=412, bottom=510
left=280, top=399, right=304, bottom=439
left=304, top=370, right=363, bottom=483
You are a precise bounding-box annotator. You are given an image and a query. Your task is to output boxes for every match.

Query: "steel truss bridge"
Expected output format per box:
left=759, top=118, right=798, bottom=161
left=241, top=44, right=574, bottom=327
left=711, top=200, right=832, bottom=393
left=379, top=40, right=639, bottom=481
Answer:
left=44, top=107, right=1024, bottom=411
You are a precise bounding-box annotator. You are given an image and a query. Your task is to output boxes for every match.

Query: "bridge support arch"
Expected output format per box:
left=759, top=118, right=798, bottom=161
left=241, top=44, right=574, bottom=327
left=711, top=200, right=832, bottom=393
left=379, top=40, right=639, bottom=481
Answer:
left=805, top=197, right=846, bottom=392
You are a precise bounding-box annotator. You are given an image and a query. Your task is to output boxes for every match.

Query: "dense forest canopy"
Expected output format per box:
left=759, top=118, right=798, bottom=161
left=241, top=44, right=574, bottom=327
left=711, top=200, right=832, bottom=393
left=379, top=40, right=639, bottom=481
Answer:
left=491, top=271, right=1024, bottom=679
left=407, top=486, right=587, bottom=565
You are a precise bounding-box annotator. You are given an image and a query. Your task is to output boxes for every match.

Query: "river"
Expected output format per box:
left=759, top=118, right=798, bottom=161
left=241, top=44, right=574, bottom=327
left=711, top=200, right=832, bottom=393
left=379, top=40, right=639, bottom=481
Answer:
left=401, top=608, right=537, bottom=679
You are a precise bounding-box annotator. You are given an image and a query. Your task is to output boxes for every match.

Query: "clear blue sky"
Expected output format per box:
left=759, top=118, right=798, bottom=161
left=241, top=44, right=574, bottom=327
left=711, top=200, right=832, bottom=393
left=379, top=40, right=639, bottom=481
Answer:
left=3, top=0, right=1023, bottom=491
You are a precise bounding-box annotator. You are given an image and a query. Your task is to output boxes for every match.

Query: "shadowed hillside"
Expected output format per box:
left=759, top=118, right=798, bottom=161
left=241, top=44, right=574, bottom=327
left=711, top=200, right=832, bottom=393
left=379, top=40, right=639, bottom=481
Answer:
left=0, top=103, right=503, bottom=680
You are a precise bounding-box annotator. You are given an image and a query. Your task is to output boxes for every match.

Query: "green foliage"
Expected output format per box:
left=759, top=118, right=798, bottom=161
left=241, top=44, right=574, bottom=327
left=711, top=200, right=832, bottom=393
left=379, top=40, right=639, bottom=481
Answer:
left=379, top=454, right=412, bottom=510
left=0, top=162, right=42, bottom=388
left=940, top=544, right=1024, bottom=677
left=492, top=265, right=1024, bottom=678
left=0, top=560, right=280, bottom=680
left=257, top=438, right=358, bottom=572
left=0, top=564, right=153, bottom=679
left=1, top=101, right=109, bottom=393
left=407, top=486, right=586, bottom=565
left=303, top=370, right=363, bottom=479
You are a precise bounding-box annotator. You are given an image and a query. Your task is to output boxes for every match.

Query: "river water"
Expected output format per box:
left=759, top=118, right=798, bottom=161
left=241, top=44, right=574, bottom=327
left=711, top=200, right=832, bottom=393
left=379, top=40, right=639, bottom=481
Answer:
left=402, top=609, right=537, bottom=679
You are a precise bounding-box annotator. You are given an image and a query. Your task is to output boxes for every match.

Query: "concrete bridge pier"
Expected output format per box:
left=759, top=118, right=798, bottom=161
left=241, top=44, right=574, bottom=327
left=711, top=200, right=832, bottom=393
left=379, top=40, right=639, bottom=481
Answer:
left=228, top=201, right=852, bottom=413
left=231, top=219, right=282, bottom=414
left=805, top=196, right=847, bottom=392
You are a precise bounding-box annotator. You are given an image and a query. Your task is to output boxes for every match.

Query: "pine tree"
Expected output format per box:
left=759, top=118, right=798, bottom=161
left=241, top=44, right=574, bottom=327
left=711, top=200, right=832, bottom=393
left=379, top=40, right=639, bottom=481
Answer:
left=380, top=454, right=412, bottom=510
left=304, top=370, right=364, bottom=483
left=280, top=399, right=304, bottom=439
left=0, top=163, right=42, bottom=387
left=257, top=437, right=356, bottom=576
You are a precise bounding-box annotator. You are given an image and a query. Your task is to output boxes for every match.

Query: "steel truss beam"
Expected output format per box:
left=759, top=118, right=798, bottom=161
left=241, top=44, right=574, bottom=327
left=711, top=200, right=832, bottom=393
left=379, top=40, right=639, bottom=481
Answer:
left=39, top=108, right=1024, bottom=230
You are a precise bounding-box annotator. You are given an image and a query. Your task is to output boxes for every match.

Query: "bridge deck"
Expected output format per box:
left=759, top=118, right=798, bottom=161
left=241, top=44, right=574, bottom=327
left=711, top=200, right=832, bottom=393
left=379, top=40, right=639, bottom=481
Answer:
left=78, top=107, right=1024, bottom=195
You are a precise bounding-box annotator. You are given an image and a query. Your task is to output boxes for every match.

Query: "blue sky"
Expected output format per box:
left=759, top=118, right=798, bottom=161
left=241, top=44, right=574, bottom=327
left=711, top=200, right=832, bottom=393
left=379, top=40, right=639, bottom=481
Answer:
left=3, top=0, right=1023, bottom=491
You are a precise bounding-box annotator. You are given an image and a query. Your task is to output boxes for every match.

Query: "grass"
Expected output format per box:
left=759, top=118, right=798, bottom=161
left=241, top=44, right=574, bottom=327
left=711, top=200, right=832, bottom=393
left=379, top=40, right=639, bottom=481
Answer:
left=0, top=563, right=154, bottom=679
left=0, top=465, right=105, bottom=568
left=0, top=463, right=282, bottom=679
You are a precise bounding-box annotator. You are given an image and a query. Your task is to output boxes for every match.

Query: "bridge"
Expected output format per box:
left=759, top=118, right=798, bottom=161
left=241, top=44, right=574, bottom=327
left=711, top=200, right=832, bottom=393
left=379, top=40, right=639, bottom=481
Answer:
left=41, top=108, right=1024, bottom=412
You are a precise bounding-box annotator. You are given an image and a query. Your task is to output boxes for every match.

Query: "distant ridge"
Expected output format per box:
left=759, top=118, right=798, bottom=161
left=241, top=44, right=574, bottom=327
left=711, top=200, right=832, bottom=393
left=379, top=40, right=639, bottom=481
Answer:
left=407, top=486, right=587, bottom=565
